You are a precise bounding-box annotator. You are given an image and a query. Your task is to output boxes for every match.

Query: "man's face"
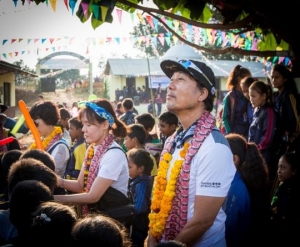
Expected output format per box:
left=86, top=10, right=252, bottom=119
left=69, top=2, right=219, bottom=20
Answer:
left=166, top=71, right=203, bottom=113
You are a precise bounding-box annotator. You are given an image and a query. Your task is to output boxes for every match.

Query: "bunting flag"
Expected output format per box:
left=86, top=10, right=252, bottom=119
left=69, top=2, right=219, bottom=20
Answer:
left=50, top=0, right=57, bottom=12
left=81, top=2, right=89, bottom=20
left=116, top=9, right=122, bottom=23
left=69, top=0, right=76, bottom=15
left=2, top=40, right=8, bottom=45
left=101, top=6, right=108, bottom=21
left=63, top=0, right=69, bottom=10
left=11, top=39, right=17, bottom=44
left=146, top=15, right=154, bottom=29
left=91, top=4, right=100, bottom=19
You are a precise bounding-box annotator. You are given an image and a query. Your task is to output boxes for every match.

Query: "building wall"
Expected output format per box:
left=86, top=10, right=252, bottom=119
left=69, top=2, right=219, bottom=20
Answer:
left=0, top=72, right=16, bottom=106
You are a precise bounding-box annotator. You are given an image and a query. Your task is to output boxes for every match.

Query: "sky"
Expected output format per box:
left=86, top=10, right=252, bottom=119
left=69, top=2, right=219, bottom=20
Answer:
left=0, top=0, right=143, bottom=73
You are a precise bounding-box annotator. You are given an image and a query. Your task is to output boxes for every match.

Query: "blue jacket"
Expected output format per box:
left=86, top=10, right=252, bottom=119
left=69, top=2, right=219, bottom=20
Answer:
left=223, top=171, right=251, bottom=246
left=248, top=104, right=276, bottom=164
left=129, top=175, right=152, bottom=233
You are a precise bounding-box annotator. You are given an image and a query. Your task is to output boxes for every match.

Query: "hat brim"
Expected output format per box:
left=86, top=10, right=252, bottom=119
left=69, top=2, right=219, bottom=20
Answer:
left=160, top=60, right=191, bottom=79
left=160, top=59, right=216, bottom=95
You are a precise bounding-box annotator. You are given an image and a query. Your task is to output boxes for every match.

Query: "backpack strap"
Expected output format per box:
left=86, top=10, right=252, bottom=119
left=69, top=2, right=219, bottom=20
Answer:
left=48, top=138, right=69, bottom=154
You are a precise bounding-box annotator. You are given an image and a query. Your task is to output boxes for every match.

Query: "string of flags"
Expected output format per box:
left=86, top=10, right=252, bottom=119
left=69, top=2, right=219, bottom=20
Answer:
left=1, top=1, right=291, bottom=67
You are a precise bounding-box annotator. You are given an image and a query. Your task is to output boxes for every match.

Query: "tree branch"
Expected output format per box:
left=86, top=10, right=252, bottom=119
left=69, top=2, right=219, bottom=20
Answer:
left=148, top=13, right=289, bottom=58
left=117, top=0, right=254, bottom=31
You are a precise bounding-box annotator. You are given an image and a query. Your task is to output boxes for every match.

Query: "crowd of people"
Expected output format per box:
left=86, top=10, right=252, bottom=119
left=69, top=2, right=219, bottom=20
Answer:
left=0, top=58, right=299, bottom=247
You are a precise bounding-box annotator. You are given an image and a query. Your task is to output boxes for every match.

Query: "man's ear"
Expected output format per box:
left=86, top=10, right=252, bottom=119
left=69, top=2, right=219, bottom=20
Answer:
left=197, top=87, right=209, bottom=102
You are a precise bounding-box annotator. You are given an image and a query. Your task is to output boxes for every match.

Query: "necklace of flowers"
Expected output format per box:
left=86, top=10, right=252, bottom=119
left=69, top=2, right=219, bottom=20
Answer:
left=149, top=142, right=190, bottom=238
left=29, top=126, right=62, bottom=150
left=83, top=144, right=95, bottom=192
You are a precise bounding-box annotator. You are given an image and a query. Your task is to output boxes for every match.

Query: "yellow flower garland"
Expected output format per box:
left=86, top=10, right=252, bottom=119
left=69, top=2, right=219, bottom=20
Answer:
left=84, top=144, right=95, bottom=191
left=29, top=126, right=62, bottom=150
left=149, top=142, right=190, bottom=238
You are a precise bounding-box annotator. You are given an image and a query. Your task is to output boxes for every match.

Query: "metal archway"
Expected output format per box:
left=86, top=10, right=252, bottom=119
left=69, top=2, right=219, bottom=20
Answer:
left=35, top=51, right=93, bottom=94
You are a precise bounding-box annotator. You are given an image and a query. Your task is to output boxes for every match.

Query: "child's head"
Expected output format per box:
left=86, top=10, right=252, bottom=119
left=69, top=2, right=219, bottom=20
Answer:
left=277, top=152, right=299, bottom=182
left=158, top=111, right=178, bottom=138
left=9, top=180, right=54, bottom=235
left=127, top=148, right=154, bottom=178
left=59, top=108, right=72, bottom=129
left=249, top=81, right=273, bottom=108
left=121, top=98, right=134, bottom=111
left=1, top=149, right=22, bottom=183
left=240, top=76, right=257, bottom=100
left=8, top=158, right=57, bottom=195
left=27, top=201, right=77, bottom=246
left=226, top=65, right=251, bottom=91
left=134, top=113, right=155, bottom=133
left=20, top=149, right=56, bottom=171
left=123, top=124, right=146, bottom=150
left=68, top=117, right=84, bottom=142
left=71, top=214, right=131, bottom=247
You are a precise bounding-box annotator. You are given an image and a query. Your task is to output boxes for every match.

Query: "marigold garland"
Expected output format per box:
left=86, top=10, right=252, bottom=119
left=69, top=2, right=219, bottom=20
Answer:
left=29, top=126, right=62, bottom=150
left=83, top=144, right=95, bottom=191
left=149, top=142, right=190, bottom=238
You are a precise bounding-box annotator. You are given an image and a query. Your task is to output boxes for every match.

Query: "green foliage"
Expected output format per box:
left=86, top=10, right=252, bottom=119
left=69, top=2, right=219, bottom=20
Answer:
left=101, top=78, right=110, bottom=99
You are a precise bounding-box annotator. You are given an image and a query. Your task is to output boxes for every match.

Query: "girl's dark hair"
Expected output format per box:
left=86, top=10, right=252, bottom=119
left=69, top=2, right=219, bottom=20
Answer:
left=280, top=152, right=299, bottom=178
left=79, top=98, right=128, bottom=138
left=127, top=148, right=154, bottom=176
left=226, top=133, right=269, bottom=192
left=69, top=117, right=83, bottom=129
left=29, top=100, right=60, bottom=126
left=240, top=76, right=257, bottom=88
left=28, top=201, right=77, bottom=246
left=226, top=65, right=251, bottom=90
left=71, top=214, right=131, bottom=247
left=249, top=80, right=274, bottom=106
left=272, top=64, right=299, bottom=95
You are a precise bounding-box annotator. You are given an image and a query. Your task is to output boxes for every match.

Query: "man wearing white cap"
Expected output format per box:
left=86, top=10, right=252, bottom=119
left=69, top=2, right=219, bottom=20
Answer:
left=148, top=59, right=236, bottom=247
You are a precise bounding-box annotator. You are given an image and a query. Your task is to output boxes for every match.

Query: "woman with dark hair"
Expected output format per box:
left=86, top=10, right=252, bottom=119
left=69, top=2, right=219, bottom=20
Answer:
left=29, top=101, right=70, bottom=179
left=226, top=133, right=270, bottom=246
left=271, top=64, right=300, bottom=157
left=54, top=99, right=130, bottom=224
left=222, top=65, right=252, bottom=138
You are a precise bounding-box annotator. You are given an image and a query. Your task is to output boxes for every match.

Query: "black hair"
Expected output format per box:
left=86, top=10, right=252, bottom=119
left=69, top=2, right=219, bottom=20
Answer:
left=127, top=148, right=154, bottom=176
left=7, top=158, right=57, bottom=195
left=71, top=213, right=131, bottom=247
left=127, top=123, right=146, bottom=145
left=20, top=149, right=56, bottom=171
left=158, top=110, right=179, bottom=126
left=29, top=100, right=60, bottom=126
left=135, top=113, right=155, bottom=130
left=122, top=98, right=134, bottom=111
left=69, top=117, right=83, bottom=129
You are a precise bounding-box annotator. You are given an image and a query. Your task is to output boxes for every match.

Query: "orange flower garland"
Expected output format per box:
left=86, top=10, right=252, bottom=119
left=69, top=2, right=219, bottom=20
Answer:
left=29, top=126, right=62, bottom=150
left=149, top=142, right=190, bottom=238
left=83, top=144, right=94, bottom=191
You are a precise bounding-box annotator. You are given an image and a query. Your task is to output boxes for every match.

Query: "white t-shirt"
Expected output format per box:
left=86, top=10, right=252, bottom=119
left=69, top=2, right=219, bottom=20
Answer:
left=50, top=142, right=70, bottom=177
left=96, top=142, right=129, bottom=196
left=165, top=129, right=236, bottom=246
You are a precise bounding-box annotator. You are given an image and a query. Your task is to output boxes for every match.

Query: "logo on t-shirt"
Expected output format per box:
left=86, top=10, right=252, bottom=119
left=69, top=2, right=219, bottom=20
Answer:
left=200, top=182, right=221, bottom=188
